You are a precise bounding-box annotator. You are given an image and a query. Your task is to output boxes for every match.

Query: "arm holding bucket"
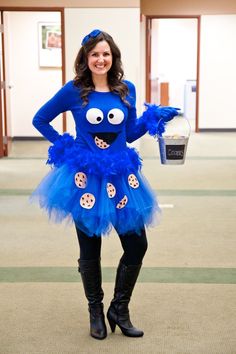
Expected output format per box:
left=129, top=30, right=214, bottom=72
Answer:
left=143, top=103, right=180, bottom=137
left=125, top=81, right=179, bottom=143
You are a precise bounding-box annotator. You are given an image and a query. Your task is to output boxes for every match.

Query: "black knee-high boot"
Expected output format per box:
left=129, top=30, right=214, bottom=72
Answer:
left=107, top=261, right=144, bottom=337
left=78, top=258, right=107, bottom=340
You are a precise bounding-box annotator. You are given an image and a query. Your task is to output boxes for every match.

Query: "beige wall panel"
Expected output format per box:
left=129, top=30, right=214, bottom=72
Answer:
left=0, top=0, right=139, bottom=8
left=141, top=0, right=236, bottom=15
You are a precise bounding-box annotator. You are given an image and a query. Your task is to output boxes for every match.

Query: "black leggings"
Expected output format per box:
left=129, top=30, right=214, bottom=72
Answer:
left=75, top=227, right=148, bottom=266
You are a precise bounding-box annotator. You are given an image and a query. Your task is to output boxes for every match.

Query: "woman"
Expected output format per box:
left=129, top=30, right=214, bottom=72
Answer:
left=32, top=29, right=178, bottom=340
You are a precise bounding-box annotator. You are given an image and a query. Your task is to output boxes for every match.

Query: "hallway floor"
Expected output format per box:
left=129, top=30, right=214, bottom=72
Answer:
left=0, top=132, right=236, bottom=354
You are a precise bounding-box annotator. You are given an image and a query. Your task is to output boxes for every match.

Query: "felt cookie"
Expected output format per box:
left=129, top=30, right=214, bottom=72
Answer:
left=116, top=195, right=128, bottom=209
left=94, top=136, right=110, bottom=149
left=80, top=193, right=95, bottom=209
left=128, top=174, right=139, bottom=189
left=106, top=183, right=116, bottom=198
left=75, top=172, right=87, bottom=189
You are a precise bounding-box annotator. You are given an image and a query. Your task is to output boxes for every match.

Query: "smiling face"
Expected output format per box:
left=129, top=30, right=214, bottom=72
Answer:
left=87, top=40, right=113, bottom=78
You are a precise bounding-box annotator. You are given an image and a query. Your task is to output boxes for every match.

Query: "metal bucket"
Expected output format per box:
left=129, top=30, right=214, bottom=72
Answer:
left=158, top=135, right=189, bottom=165
left=157, top=115, right=191, bottom=165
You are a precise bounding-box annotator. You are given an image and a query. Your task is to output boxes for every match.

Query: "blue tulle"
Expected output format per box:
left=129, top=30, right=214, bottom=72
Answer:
left=31, top=134, right=161, bottom=236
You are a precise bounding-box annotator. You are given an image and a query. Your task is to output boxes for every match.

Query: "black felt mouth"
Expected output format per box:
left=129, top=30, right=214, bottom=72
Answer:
left=92, top=132, right=118, bottom=144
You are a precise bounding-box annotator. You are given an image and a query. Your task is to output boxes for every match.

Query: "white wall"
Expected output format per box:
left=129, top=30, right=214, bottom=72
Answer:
left=151, top=19, right=198, bottom=112
left=199, top=15, right=236, bottom=129
left=4, top=11, right=62, bottom=137
left=64, top=7, right=140, bottom=135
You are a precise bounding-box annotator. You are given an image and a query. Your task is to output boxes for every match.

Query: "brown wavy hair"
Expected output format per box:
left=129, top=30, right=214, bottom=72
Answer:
left=73, top=31, right=129, bottom=106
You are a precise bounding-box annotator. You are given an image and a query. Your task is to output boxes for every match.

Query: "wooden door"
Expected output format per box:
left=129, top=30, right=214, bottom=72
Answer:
left=0, top=11, right=11, bottom=157
left=0, top=13, right=5, bottom=157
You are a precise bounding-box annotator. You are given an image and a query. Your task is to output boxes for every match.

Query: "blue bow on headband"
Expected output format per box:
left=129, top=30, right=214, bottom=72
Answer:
left=81, top=29, right=102, bottom=46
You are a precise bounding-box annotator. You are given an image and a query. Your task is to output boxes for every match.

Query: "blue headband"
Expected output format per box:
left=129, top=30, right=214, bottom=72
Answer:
left=81, top=29, right=102, bottom=46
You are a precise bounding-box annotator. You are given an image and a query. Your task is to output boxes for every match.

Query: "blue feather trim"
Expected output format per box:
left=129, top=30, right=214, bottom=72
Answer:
left=47, top=133, right=75, bottom=166
left=142, top=103, right=180, bottom=137
left=47, top=133, right=142, bottom=176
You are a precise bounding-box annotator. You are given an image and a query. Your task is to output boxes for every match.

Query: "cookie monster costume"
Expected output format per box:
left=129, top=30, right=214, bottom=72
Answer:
left=31, top=79, right=178, bottom=237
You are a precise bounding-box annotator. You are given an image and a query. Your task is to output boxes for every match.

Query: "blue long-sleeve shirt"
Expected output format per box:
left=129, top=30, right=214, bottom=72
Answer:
left=33, top=80, right=147, bottom=151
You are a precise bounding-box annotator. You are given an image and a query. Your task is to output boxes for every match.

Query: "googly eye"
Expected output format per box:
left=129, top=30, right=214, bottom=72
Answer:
left=86, top=108, right=104, bottom=124
left=107, top=109, right=124, bottom=125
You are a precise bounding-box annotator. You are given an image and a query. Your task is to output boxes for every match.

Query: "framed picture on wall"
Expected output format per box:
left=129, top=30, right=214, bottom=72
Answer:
left=38, top=22, right=62, bottom=68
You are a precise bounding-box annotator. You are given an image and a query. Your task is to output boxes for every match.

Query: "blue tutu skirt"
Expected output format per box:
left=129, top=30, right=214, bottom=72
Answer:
left=31, top=134, right=161, bottom=236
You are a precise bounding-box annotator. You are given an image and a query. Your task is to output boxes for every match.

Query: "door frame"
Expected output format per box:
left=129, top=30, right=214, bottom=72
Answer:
left=146, top=15, right=201, bottom=132
left=0, top=7, right=66, bottom=156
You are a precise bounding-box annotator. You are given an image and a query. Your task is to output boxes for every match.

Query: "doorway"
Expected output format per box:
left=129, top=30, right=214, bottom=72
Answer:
left=0, top=8, right=65, bottom=157
left=146, top=16, right=200, bottom=132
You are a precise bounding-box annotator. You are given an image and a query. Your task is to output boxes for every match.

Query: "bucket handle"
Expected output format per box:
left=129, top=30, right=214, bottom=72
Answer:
left=156, top=114, right=191, bottom=139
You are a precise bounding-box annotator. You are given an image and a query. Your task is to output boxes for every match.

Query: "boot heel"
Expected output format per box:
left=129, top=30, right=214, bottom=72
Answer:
left=107, top=316, right=116, bottom=333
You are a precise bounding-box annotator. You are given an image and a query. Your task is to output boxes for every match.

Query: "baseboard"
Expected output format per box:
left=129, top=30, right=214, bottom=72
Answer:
left=199, top=128, right=236, bottom=132
left=12, top=137, right=46, bottom=141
